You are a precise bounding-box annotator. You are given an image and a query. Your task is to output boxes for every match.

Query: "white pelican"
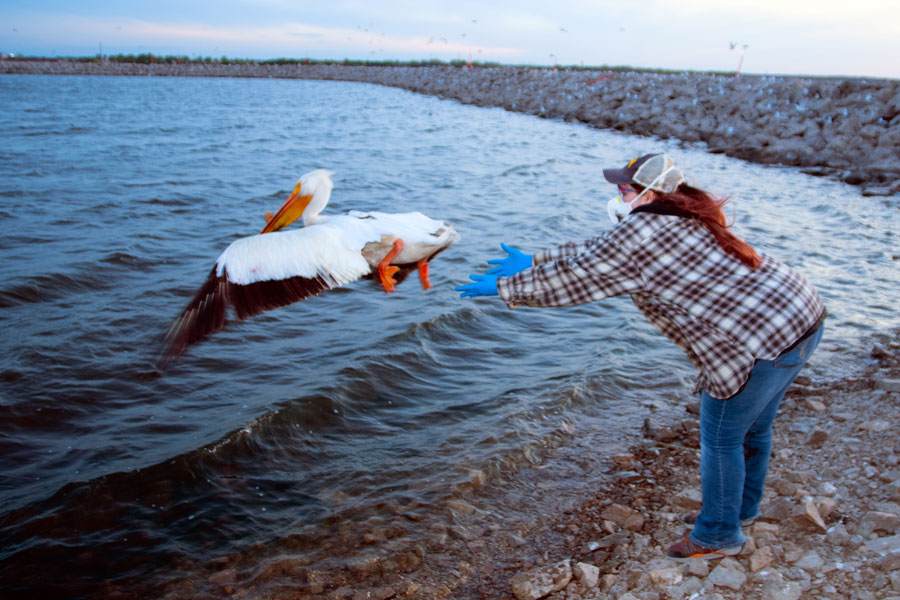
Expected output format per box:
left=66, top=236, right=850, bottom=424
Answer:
left=159, top=169, right=459, bottom=365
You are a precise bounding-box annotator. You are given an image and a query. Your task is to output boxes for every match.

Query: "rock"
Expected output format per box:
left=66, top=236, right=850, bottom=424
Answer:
left=803, top=500, right=828, bottom=531
left=752, top=521, right=780, bottom=536
left=600, top=503, right=635, bottom=525
left=648, top=565, right=683, bottom=587
left=509, top=559, right=572, bottom=600
left=446, top=499, right=476, bottom=515
left=707, top=558, right=747, bottom=590
left=760, top=577, right=803, bottom=600
left=762, top=497, right=794, bottom=521
left=876, top=550, right=900, bottom=571
left=818, top=496, right=838, bottom=518
left=772, top=478, right=800, bottom=496
left=795, top=550, right=824, bottom=571
left=207, top=568, right=237, bottom=585
left=685, top=558, right=710, bottom=577
left=674, top=487, right=703, bottom=510
left=572, top=562, right=599, bottom=589
left=667, top=576, right=704, bottom=600
left=612, top=453, right=637, bottom=467
left=872, top=344, right=892, bottom=358
left=875, top=379, right=900, bottom=393
left=806, top=429, right=829, bottom=446
left=804, top=397, right=827, bottom=411
left=826, top=523, right=851, bottom=545
left=858, top=511, right=900, bottom=536
left=750, top=546, right=776, bottom=572
left=616, top=470, right=644, bottom=484
left=865, top=533, right=900, bottom=554
left=859, top=419, right=891, bottom=432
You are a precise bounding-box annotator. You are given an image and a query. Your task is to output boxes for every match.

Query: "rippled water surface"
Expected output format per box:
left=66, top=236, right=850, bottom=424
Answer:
left=1, top=74, right=897, bottom=598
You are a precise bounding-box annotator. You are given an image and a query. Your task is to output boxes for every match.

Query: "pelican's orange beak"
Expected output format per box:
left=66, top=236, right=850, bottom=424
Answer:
left=260, top=183, right=313, bottom=233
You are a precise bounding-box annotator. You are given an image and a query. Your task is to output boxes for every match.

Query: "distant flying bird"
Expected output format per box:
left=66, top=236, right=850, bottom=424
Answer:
left=159, top=170, right=460, bottom=365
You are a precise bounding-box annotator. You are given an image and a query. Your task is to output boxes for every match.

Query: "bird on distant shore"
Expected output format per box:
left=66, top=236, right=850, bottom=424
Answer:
left=159, top=169, right=459, bottom=365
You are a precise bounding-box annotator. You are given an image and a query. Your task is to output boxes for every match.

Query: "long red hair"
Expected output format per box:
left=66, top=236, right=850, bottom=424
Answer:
left=638, top=183, right=762, bottom=269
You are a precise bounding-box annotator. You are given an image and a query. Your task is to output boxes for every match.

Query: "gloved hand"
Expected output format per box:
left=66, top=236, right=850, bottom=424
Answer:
left=456, top=273, right=499, bottom=298
left=486, top=243, right=532, bottom=276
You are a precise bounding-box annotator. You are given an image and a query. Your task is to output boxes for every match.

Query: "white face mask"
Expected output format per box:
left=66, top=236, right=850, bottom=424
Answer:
left=605, top=166, right=678, bottom=224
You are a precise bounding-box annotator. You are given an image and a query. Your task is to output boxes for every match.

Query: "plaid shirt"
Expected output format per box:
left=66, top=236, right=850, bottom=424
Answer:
left=497, top=210, right=826, bottom=399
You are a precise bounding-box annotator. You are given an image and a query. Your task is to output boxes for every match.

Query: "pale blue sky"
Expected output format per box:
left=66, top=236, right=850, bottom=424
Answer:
left=2, top=0, right=898, bottom=78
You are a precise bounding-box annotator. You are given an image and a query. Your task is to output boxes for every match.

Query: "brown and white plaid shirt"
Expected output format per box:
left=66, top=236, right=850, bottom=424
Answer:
left=497, top=210, right=826, bottom=399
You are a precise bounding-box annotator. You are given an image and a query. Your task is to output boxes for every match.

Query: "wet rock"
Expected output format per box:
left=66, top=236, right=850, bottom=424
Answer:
left=509, top=559, right=572, bottom=600
left=207, top=568, right=236, bottom=585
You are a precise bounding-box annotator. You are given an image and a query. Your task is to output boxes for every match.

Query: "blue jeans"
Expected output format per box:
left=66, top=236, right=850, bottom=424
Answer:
left=690, top=323, right=824, bottom=549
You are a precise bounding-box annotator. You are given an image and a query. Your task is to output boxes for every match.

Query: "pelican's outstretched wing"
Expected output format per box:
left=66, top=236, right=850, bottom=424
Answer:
left=159, top=226, right=370, bottom=365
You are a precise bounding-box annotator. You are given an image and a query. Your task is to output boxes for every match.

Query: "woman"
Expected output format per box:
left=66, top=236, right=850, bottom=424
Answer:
left=456, top=153, right=826, bottom=560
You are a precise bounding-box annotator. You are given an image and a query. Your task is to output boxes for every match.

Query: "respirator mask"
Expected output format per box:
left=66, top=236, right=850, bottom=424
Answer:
left=606, top=166, right=679, bottom=224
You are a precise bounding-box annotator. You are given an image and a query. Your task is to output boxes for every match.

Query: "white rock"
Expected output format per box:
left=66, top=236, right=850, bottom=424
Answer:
left=572, top=562, right=599, bottom=589
left=761, top=578, right=803, bottom=600
left=509, top=559, right=572, bottom=600
left=707, top=560, right=747, bottom=590
left=750, top=546, right=775, bottom=572
left=649, top=565, right=683, bottom=587
left=795, top=550, right=825, bottom=571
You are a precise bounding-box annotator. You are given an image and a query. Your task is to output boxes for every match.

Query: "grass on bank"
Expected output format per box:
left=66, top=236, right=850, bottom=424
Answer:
left=2, top=53, right=743, bottom=78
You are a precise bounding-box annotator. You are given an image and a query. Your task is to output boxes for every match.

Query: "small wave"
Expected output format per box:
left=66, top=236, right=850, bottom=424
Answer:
left=0, top=270, right=117, bottom=308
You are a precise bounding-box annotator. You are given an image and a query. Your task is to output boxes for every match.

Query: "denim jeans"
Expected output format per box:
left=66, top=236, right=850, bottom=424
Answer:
left=690, top=323, right=824, bottom=549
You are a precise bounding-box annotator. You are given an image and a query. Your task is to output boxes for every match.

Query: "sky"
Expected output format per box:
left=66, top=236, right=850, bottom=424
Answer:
left=1, top=0, right=898, bottom=79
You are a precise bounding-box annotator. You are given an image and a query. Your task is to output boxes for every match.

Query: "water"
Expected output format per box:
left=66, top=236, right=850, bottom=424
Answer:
left=0, top=74, right=897, bottom=598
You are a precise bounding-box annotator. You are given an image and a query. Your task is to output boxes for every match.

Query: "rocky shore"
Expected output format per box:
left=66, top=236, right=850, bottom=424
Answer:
left=469, top=335, right=900, bottom=600
left=152, top=333, right=900, bottom=600
left=2, top=60, right=899, bottom=196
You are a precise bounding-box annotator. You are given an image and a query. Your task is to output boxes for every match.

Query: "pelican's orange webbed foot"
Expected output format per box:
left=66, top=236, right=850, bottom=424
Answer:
left=264, top=211, right=273, bottom=224
left=377, top=239, right=404, bottom=293
left=417, top=259, right=432, bottom=290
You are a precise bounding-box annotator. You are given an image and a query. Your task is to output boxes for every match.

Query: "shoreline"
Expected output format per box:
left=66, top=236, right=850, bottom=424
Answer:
left=2, top=61, right=899, bottom=197
left=147, top=332, right=900, bottom=600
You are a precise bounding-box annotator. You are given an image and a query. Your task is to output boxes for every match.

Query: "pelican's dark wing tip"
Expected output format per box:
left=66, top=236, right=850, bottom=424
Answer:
left=157, top=267, right=228, bottom=368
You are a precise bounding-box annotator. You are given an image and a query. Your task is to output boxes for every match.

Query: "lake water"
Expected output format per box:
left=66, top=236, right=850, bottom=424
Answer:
left=1, top=73, right=897, bottom=598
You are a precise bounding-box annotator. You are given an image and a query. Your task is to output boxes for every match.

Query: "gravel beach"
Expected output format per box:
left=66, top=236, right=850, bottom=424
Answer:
left=3, top=60, right=899, bottom=196
left=151, top=332, right=900, bottom=600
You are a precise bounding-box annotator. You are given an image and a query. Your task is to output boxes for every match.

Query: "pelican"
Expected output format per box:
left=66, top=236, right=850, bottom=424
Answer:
left=159, top=169, right=459, bottom=365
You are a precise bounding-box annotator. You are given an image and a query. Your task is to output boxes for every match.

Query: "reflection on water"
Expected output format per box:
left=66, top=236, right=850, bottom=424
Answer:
left=0, top=74, right=897, bottom=597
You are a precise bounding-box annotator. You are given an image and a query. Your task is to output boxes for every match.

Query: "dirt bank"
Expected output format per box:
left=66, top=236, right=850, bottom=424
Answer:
left=3, top=61, right=899, bottom=197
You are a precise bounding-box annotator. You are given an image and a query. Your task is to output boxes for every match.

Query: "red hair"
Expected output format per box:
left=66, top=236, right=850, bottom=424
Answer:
left=639, top=183, right=762, bottom=269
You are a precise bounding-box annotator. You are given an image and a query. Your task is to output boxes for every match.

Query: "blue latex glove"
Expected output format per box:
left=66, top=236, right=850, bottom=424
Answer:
left=486, top=243, right=533, bottom=276
left=456, top=273, right=499, bottom=298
